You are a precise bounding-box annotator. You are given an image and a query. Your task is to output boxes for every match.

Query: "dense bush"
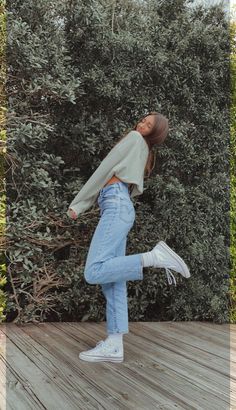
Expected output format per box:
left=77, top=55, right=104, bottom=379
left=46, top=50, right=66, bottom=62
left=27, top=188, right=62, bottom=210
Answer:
left=0, top=0, right=6, bottom=323
left=230, top=18, right=236, bottom=323
left=4, top=0, right=231, bottom=323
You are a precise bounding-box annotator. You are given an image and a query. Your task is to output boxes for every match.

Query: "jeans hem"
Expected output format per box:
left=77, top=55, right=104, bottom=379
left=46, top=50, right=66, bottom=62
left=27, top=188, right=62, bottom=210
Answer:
left=107, top=330, right=129, bottom=335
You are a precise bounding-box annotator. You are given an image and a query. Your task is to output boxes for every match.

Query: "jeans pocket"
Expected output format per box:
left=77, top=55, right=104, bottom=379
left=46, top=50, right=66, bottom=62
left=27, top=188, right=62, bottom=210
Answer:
left=119, top=198, right=135, bottom=224
left=98, top=185, right=119, bottom=203
left=98, top=194, right=120, bottom=216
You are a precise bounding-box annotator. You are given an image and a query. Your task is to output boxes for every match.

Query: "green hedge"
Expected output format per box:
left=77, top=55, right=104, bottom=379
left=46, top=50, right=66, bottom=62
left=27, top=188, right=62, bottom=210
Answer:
left=4, top=0, right=232, bottom=324
left=0, top=0, right=6, bottom=323
left=230, top=20, right=236, bottom=323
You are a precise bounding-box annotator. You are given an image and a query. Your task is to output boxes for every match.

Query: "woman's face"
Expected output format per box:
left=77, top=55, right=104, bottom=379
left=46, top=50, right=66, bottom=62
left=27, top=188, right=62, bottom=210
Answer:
left=136, top=115, right=156, bottom=137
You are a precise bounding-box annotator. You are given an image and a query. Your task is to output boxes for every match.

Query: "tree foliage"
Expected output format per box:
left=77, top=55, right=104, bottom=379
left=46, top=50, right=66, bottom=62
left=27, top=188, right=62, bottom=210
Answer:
left=230, top=18, right=236, bottom=323
left=0, top=0, right=6, bottom=323
left=5, top=0, right=231, bottom=323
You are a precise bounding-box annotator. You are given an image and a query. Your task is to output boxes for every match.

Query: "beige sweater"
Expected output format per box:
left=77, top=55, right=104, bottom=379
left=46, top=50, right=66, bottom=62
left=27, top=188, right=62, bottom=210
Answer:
left=67, top=130, right=149, bottom=217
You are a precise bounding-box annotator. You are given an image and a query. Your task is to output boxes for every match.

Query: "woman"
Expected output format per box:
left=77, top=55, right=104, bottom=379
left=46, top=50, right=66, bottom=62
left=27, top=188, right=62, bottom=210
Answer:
left=67, top=112, right=191, bottom=363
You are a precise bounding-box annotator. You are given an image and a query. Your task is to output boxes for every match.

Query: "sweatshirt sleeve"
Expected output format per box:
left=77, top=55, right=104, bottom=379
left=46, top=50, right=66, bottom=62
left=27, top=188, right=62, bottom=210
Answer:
left=67, top=130, right=145, bottom=217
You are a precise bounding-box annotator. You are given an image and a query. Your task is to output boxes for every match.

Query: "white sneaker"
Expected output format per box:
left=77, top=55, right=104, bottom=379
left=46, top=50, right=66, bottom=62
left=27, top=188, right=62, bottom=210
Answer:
left=152, top=240, right=191, bottom=286
left=79, top=339, right=124, bottom=363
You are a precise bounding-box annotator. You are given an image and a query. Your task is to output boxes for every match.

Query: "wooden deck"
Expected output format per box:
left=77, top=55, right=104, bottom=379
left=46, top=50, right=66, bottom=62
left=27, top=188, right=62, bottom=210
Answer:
left=0, top=321, right=234, bottom=409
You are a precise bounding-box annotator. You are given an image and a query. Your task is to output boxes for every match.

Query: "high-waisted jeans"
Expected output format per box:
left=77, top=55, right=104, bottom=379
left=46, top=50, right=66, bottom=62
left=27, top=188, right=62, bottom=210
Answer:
left=84, top=181, right=144, bottom=335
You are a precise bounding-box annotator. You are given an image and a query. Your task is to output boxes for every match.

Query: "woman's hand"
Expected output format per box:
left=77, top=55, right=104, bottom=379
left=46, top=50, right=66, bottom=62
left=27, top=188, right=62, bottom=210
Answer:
left=68, top=208, right=78, bottom=220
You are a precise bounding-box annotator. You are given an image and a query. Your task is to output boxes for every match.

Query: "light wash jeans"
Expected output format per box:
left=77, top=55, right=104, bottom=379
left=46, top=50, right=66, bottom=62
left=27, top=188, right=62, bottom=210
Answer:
left=84, top=181, right=144, bottom=335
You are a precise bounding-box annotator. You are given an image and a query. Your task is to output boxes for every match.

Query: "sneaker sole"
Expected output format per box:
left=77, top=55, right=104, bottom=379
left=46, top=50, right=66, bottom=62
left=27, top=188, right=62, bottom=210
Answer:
left=79, top=353, right=124, bottom=363
left=158, top=241, right=191, bottom=278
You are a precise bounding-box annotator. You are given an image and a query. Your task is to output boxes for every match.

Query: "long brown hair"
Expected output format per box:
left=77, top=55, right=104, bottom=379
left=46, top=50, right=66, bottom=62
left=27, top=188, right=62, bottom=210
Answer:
left=113, top=112, right=169, bottom=178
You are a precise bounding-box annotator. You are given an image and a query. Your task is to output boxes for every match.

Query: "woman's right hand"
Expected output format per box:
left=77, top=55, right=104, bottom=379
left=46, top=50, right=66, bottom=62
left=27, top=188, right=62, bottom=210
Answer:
left=68, top=208, right=78, bottom=220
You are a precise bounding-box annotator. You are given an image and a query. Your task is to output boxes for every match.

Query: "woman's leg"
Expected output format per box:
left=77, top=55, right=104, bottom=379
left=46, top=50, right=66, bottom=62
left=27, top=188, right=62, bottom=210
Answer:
left=84, top=196, right=143, bottom=285
left=101, top=235, right=129, bottom=335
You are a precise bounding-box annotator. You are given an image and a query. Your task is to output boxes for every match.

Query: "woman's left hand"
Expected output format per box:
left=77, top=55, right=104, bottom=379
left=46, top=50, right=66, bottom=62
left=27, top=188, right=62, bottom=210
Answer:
left=67, top=208, right=78, bottom=220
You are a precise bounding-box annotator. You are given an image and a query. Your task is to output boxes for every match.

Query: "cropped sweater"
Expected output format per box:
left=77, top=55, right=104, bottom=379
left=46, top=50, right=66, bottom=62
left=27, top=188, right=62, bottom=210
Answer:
left=67, top=130, right=149, bottom=217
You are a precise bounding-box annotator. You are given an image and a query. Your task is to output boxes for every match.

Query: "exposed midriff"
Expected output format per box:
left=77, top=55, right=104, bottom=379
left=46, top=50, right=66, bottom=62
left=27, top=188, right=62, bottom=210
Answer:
left=104, top=175, right=131, bottom=188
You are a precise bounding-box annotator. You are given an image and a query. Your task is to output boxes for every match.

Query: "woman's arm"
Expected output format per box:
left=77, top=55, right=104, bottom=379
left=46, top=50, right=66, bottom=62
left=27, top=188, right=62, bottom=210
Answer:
left=67, top=130, right=146, bottom=218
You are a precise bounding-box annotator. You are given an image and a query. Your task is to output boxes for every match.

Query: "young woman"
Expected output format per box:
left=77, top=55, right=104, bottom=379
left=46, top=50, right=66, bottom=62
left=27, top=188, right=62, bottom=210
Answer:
left=67, top=112, right=191, bottom=363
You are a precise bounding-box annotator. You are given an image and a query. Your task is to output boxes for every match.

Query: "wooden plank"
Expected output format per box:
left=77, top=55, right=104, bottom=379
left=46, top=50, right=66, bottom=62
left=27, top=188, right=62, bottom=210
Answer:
left=156, top=321, right=231, bottom=345
left=0, top=326, right=44, bottom=410
left=0, top=358, right=44, bottom=410
left=196, top=322, right=233, bottom=333
left=53, top=322, right=188, bottom=409
left=173, top=321, right=236, bottom=344
left=59, top=322, right=229, bottom=410
left=0, top=321, right=234, bottom=410
left=55, top=322, right=195, bottom=409
left=1, top=324, right=91, bottom=410
left=156, top=320, right=236, bottom=353
left=3, top=323, right=120, bottom=409
left=92, top=322, right=232, bottom=405
left=141, top=322, right=230, bottom=361
left=138, top=322, right=233, bottom=376
left=83, top=321, right=230, bottom=378
left=34, top=322, right=176, bottom=409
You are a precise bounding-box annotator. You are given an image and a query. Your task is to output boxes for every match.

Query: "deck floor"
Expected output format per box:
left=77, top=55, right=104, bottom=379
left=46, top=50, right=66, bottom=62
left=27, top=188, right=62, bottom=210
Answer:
left=0, top=321, right=234, bottom=409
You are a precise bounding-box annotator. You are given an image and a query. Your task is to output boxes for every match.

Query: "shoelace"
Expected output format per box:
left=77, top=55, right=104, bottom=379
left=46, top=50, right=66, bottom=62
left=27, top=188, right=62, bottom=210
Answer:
left=165, top=268, right=177, bottom=286
left=95, top=340, right=115, bottom=349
